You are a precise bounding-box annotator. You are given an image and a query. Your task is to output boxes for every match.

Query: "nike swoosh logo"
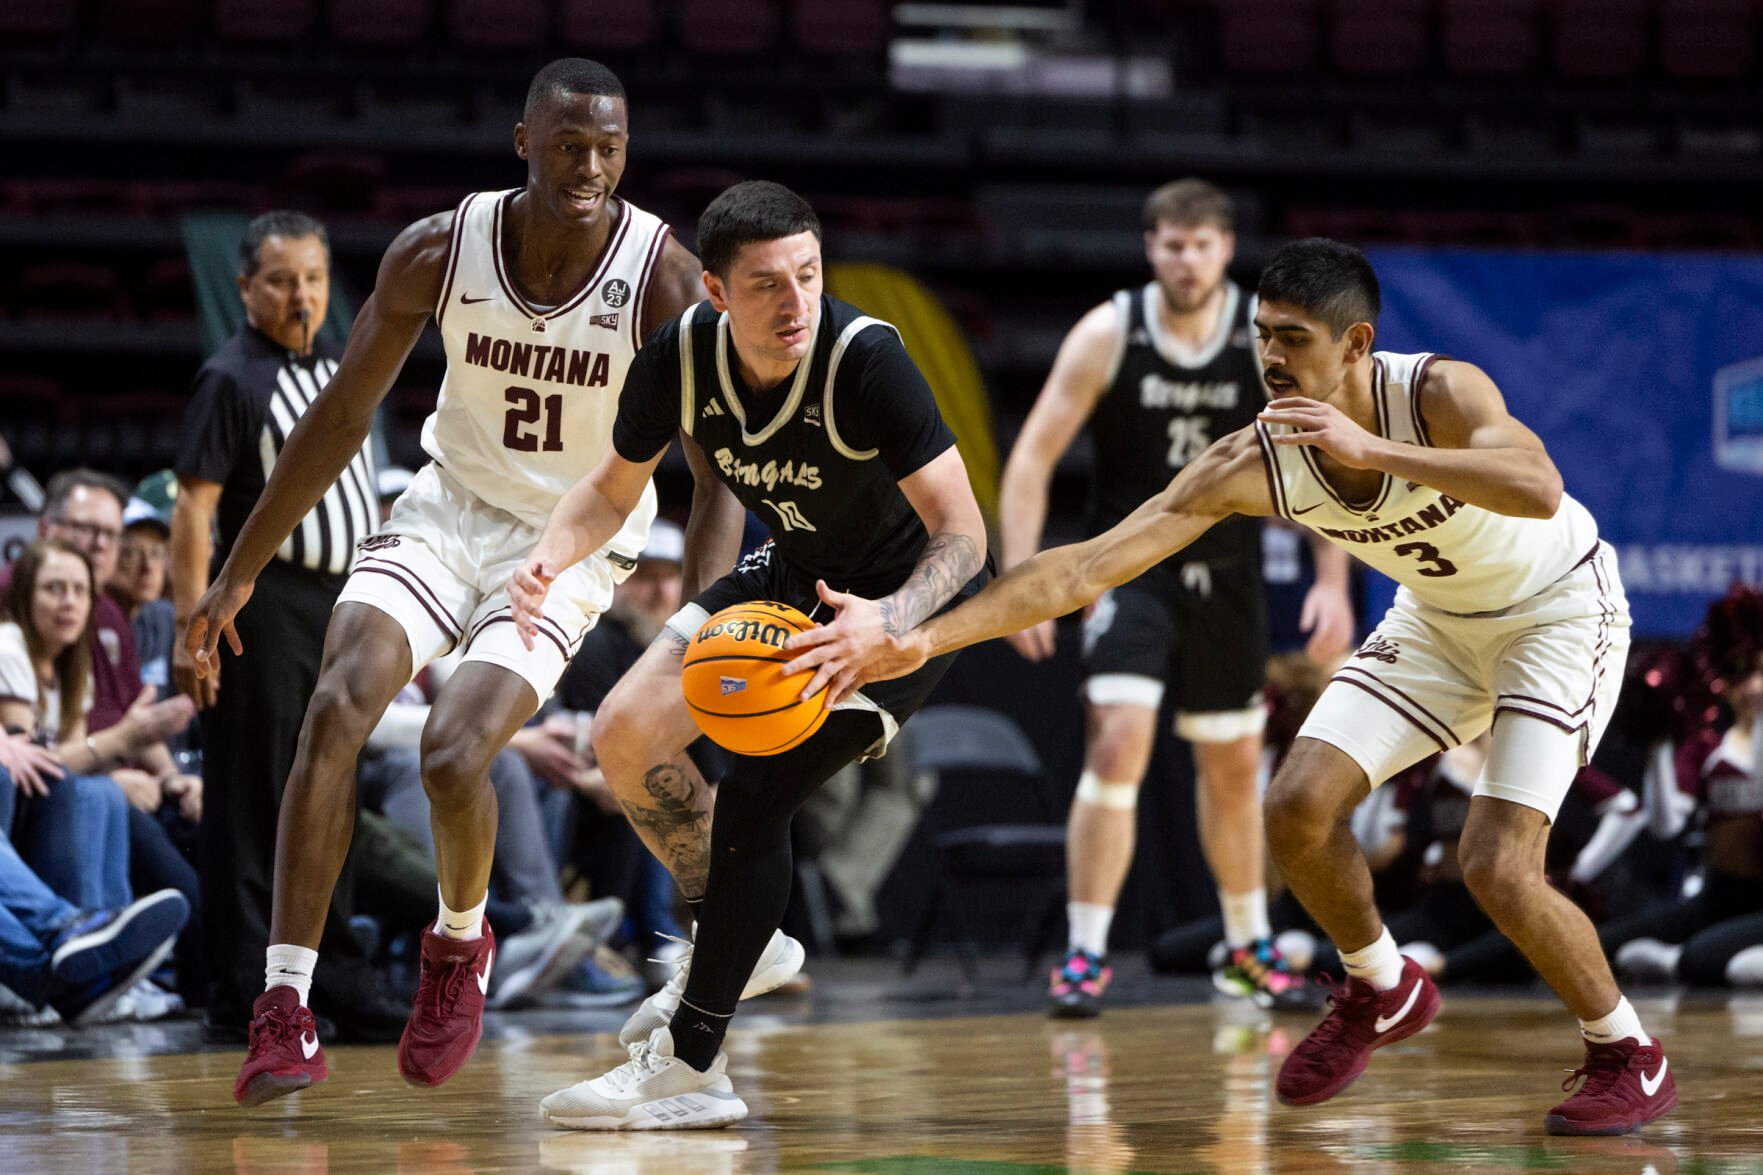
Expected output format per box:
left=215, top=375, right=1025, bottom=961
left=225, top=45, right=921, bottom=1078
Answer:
left=1640, top=1056, right=1668, bottom=1097
left=460, top=294, right=492, bottom=305
left=1374, top=980, right=1423, bottom=1033
left=301, top=1032, right=319, bottom=1060
left=1291, top=502, right=1322, bottom=516
left=477, top=946, right=494, bottom=995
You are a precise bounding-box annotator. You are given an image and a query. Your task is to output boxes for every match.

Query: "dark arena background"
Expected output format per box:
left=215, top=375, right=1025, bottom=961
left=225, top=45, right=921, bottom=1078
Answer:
left=2, top=2, right=1762, bottom=1172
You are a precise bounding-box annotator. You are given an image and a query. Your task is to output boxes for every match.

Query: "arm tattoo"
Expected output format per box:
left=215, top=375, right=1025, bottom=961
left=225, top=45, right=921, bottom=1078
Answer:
left=663, top=627, right=689, bottom=658
left=617, top=759, right=713, bottom=900
left=879, top=531, right=982, bottom=637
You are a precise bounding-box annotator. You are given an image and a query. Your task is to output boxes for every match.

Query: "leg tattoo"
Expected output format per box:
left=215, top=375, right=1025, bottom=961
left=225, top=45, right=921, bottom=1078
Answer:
left=619, top=759, right=713, bottom=900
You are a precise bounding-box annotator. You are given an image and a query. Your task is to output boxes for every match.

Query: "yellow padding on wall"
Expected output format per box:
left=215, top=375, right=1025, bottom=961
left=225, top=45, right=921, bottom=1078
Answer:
left=826, top=262, right=1000, bottom=522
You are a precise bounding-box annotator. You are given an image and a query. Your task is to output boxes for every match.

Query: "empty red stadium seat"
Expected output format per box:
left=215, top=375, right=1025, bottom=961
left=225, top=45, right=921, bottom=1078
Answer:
left=277, top=150, right=389, bottom=215
left=0, top=0, right=78, bottom=40
left=674, top=0, right=781, bottom=58
left=1330, top=0, right=1431, bottom=77
left=1549, top=0, right=1652, bottom=81
left=12, top=263, right=135, bottom=321
left=1660, top=0, right=1756, bottom=81
left=790, top=0, right=891, bottom=57
left=1440, top=0, right=1541, bottom=78
left=445, top=0, right=548, bottom=52
left=1217, top=0, right=1323, bottom=77
left=94, top=0, right=205, bottom=44
left=329, top=0, right=433, bottom=50
left=212, top=0, right=318, bottom=46
left=556, top=0, right=662, bottom=54
left=140, top=257, right=197, bottom=323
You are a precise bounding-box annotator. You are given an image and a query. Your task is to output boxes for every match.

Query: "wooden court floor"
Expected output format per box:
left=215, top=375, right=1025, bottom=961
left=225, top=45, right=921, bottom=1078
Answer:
left=3, top=993, right=1760, bottom=1174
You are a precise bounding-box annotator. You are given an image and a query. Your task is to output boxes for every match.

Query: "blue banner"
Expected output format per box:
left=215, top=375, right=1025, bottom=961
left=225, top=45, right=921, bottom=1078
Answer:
left=1362, top=247, right=1763, bottom=637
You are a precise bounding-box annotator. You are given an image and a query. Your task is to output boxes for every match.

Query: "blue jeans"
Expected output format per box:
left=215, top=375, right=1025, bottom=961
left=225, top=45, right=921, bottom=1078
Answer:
left=12, top=772, right=131, bottom=910
left=0, top=767, right=81, bottom=1003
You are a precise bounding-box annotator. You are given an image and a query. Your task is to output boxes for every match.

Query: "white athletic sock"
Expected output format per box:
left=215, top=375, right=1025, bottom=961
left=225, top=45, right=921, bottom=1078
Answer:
left=1580, top=995, right=1649, bottom=1046
left=265, top=944, right=318, bottom=1007
left=1067, top=902, right=1114, bottom=958
left=435, top=887, right=487, bottom=941
left=1219, top=887, right=1272, bottom=949
left=1339, top=925, right=1405, bottom=992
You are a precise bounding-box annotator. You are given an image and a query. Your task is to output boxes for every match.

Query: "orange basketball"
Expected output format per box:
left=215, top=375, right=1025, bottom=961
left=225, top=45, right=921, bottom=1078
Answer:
left=681, top=601, right=830, bottom=756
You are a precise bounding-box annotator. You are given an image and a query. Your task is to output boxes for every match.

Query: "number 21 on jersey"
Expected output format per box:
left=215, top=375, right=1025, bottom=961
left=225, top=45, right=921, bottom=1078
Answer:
left=503, top=385, right=562, bottom=452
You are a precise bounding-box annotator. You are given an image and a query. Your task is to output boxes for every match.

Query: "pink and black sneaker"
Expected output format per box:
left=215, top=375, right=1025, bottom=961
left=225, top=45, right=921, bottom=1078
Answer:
left=1545, top=1036, right=1677, bottom=1136
left=1275, top=955, right=1440, bottom=1106
left=1214, top=938, right=1322, bottom=1010
left=233, top=986, right=327, bottom=1107
left=1047, top=947, right=1112, bottom=1019
left=398, top=922, right=494, bottom=1088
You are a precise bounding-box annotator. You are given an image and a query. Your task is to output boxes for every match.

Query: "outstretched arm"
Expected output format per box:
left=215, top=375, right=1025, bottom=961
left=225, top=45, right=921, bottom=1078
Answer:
left=782, top=445, right=987, bottom=701
left=785, top=424, right=1275, bottom=693
left=185, top=213, right=450, bottom=674
left=1258, top=360, right=1564, bottom=519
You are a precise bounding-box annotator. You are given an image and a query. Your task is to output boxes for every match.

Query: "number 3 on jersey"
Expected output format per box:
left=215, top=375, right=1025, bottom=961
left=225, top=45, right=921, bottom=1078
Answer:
left=503, top=385, right=562, bottom=452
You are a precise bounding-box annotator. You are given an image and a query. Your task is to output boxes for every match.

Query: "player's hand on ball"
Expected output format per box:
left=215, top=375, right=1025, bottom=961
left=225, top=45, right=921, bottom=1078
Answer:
left=1259, top=397, right=1380, bottom=468
left=509, top=559, right=558, bottom=652
left=783, top=580, right=932, bottom=703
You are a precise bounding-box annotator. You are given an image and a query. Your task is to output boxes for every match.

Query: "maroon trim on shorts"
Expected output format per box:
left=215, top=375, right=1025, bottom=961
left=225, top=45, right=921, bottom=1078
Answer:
left=1334, top=663, right=1462, bottom=748
left=355, top=555, right=460, bottom=639
left=1327, top=675, right=1451, bottom=754
left=1492, top=705, right=1583, bottom=736
left=470, top=615, right=567, bottom=662
left=351, top=566, right=461, bottom=652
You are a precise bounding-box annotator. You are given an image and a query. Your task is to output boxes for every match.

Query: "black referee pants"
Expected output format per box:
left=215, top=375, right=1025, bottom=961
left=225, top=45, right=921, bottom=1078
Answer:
left=199, top=558, right=370, bottom=1019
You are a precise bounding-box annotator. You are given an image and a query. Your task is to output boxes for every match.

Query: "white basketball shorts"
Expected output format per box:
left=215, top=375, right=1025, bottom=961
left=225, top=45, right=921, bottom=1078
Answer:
left=1299, top=542, right=1630, bottom=819
left=334, top=462, right=628, bottom=703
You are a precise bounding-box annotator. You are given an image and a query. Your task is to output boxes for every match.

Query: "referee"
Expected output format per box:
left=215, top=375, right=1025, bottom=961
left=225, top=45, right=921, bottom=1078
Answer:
left=171, top=210, right=401, bottom=1041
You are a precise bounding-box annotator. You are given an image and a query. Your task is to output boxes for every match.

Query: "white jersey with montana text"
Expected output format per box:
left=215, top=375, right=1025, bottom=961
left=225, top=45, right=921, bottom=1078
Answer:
left=1254, top=351, right=1600, bottom=614
left=424, top=189, right=669, bottom=557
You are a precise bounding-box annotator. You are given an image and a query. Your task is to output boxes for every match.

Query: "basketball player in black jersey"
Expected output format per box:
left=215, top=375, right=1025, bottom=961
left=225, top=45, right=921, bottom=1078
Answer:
left=996, top=180, right=1354, bottom=1015
left=510, top=181, right=988, bottom=1129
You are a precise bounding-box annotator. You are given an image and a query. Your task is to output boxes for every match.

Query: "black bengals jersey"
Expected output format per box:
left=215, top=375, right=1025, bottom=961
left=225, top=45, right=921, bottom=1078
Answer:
left=1087, top=280, right=1264, bottom=576
left=613, top=295, right=958, bottom=599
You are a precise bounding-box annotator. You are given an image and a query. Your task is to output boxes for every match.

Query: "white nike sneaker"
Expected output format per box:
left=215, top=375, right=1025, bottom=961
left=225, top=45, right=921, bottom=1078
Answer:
left=618, top=927, right=805, bottom=1046
left=540, top=1027, right=748, bottom=1131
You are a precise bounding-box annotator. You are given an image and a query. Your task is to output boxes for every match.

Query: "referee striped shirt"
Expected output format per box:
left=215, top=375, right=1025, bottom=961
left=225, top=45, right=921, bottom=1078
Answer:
left=176, top=325, right=378, bottom=577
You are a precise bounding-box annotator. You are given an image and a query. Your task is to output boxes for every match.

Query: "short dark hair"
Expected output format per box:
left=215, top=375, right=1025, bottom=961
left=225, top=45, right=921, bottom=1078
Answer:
left=697, top=181, right=822, bottom=278
left=1257, top=237, right=1381, bottom=338
left=1143, top=178, right=1234, bottom=233
left=525, top=58, right=626, bottom=119
left=44, top=468, right=129, bottom=515
left=239, top=210, right=329, bottom=279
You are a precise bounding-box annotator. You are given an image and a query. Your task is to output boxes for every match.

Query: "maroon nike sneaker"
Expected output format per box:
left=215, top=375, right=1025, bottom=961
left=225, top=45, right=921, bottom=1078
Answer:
left=398, top=922, right=495, bottom=1088
left=1275, top=955, right=1440, bottom=1106
left=1545, top=1036, right=1677, bottom=1136
left=233, top=986, right=327, bottom=1107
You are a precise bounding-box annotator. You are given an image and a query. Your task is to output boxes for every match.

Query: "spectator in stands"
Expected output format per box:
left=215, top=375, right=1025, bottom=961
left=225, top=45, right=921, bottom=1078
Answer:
left=0, top=538, right=200, bottom=1019
left=109, top=472, right=181, bottom=709
left=0, top=740, right=189, bottom=1028
left=1605, top=587, right=1763, bottom=986
left=4, top=470, right=192, bottom=744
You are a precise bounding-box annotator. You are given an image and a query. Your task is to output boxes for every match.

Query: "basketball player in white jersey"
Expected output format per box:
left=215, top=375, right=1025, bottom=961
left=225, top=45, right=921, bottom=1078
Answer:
left=788, top=238, right=1677, bottom=1136
left=1000, top=179, right=1352, bottom=1016
left=185, top=59, right=746, bottom=1108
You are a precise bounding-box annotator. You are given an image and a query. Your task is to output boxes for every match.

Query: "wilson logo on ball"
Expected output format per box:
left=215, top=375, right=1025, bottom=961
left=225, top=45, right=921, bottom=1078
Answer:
left=681, top=602, right=828, bottom=756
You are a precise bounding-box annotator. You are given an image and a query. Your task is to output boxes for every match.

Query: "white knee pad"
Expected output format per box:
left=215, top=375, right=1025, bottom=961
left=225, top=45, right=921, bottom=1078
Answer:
left=1728, top=944, right=1763, bottom=987
left=1075, top=770, right=1140, bottom=811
